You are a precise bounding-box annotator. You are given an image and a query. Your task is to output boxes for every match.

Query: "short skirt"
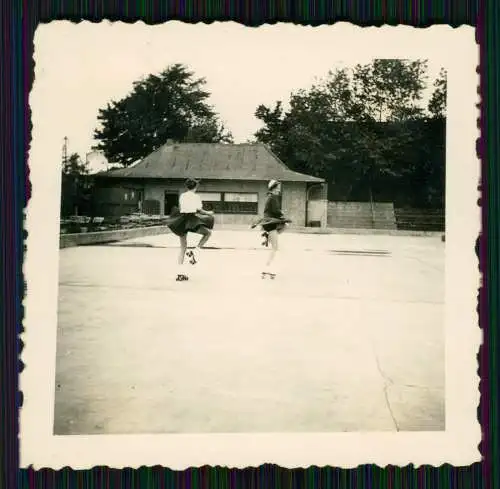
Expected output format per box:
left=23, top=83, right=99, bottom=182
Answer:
left=251, top=216, right=291, bottom=233
left=165, top=209, right=215, bottom=237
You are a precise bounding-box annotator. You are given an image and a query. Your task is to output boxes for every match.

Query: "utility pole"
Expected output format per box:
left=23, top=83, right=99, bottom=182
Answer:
left=62, top=136, right=68, bottom=169
left=62, top=136, right=79, bottom=216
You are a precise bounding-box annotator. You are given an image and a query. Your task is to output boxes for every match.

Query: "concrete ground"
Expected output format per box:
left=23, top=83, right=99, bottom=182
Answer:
left=54, top=230, right=445, bottom=435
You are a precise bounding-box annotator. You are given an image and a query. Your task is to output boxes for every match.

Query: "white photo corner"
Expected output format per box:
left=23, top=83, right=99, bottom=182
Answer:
left=21, top=21, right=481, bottom=469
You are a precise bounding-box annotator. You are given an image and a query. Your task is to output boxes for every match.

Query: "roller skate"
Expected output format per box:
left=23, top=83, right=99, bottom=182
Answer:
left=176, top=263, right=189, bottom=281
left=261, top=232, right=269, bottom=247
left=186, top=249, right=197, bottom=265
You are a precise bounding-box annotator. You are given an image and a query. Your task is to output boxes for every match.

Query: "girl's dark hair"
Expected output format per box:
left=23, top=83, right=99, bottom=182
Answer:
left=185, top=178, right=199, bottom=190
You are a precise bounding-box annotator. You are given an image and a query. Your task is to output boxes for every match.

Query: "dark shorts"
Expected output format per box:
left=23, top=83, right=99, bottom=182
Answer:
left=262, top=222, right=284, bottom=233
left=253, top=216, right=291, bottom=233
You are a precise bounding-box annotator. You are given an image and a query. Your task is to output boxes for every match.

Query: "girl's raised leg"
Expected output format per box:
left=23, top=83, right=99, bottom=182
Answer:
left=176, top=234, right=189, bottom=280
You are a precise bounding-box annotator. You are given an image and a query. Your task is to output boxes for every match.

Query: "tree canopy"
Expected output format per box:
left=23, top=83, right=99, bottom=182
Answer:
left=254, top=59, right=447, bottom=208
left=93, top=64, right=233, bottom=166
left=428, top=68, right=447, bottom=118
left=61, top=153, right=94, bottom=217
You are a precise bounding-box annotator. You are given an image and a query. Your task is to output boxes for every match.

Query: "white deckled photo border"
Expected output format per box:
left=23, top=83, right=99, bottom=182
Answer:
left=21, top=21, right=480, bottom=469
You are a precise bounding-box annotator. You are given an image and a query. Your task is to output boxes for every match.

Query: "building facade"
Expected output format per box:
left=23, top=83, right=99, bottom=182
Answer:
left=93, top=143, right=327, bottom=228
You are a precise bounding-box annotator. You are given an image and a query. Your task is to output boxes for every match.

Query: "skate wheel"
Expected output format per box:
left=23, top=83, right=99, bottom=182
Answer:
left=187, top=251, right=197, bottom=265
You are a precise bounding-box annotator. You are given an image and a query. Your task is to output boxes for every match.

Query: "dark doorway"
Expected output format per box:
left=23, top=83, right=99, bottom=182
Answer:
left=164, top=192, right=179, bottom=215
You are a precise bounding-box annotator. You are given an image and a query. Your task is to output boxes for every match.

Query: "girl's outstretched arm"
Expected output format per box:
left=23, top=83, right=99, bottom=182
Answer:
left=195, top=194, right=214, bottom=215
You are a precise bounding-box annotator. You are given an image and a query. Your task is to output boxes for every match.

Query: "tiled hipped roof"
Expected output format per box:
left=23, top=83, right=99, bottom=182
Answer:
left=95, top=143, right=324, bottom=183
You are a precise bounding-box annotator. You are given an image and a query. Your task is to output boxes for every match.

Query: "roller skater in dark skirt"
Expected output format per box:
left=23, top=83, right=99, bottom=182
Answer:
left=165, top=178, right=215, bottom=281
left=251, top=180, right=291, bottom=279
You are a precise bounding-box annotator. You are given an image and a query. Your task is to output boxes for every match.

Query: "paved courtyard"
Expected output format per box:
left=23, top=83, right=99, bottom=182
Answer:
left=54, top=230, right=445, bottom=435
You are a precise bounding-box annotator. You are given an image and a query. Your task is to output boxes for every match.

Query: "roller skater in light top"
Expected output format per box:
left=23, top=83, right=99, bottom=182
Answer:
left=251, top=179, right=291, bottom=279
left=164, top=178, right=215, bottom=282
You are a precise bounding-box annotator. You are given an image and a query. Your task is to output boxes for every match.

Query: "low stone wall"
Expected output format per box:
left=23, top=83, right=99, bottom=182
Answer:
left=60, top=224, right=444, bottom=249
left=291, top=227, right=443, bottom=237
left=327, top=202, right=397, bottom=230
left=60, top=225, right=171, bottom=248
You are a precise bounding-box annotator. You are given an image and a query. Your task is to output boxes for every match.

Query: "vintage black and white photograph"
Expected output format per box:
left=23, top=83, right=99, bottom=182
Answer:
left=22, top=22, right=479, bottom=469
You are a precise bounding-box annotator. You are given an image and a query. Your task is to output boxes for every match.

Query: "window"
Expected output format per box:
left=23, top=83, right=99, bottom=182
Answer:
left=224, top=193, right=258, bottom=203
left=197, top=191, right=258, bottom=214
left=198, top=192, right=223, bottom=212
left=124, top=188, right=140, bottom=202
left=221, top=200, right=258, bottom=214
left=198, top=192, right=222, bottom=202
left=221, top=192, right=258, bottom=214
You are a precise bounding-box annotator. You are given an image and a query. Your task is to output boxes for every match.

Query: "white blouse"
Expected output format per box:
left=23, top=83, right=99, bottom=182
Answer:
left=179, top=191, right=202, bottom=214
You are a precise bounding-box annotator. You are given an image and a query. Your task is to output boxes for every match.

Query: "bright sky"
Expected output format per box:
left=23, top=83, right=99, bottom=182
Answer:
left=34, top=21, right=445, bottom=163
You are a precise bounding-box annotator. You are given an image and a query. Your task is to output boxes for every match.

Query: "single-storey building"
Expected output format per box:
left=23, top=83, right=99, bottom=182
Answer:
left=92, top=142, right=327, bottom=227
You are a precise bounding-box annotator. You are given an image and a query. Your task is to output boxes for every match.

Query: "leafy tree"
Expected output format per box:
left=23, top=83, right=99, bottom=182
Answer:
left=428, top=68, right=447, bottom=118
left=352, top=59, right=428, bottom=122
left=61, top=153, right=94, bottom=217
left=93, top=64, right=233, bottom=166
left=255, top=59, right=445, bottom=208
left=62, top=152, right=89, bottom=176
